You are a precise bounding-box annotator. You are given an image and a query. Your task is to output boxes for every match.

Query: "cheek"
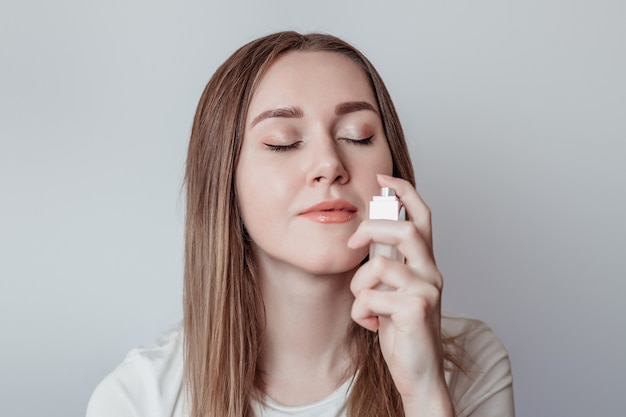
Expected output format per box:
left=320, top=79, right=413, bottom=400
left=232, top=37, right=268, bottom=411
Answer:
left=379, top=154, right=394, bottom=176
left=236, top=176, right=264, bottom=232
left=235, top=162, right=295, bottom=231
left=362, top=144, right=394, bottom=176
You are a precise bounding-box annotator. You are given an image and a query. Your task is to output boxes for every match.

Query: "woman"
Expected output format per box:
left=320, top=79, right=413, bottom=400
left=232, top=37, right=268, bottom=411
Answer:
left=87, top=31, right=514, bottom=417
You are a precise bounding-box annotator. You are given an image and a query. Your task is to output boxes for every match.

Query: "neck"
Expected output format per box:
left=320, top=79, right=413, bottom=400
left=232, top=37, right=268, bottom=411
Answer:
left=256, top=259, right=357, bottom=405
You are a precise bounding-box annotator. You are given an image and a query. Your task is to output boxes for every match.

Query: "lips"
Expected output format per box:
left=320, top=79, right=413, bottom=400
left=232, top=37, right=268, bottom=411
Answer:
left=299, top=200, right=358, bottom=224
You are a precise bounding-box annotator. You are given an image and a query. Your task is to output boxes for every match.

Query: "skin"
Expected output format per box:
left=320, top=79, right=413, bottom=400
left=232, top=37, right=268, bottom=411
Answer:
left=236, top=51, right=454, bottom=416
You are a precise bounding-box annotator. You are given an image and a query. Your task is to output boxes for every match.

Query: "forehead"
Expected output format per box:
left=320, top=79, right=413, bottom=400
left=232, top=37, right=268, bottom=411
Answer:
left=247, top=51, right=377, bottom=114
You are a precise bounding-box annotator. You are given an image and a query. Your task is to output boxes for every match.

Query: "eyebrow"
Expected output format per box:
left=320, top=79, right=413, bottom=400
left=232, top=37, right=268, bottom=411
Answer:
left=249, top=101, right=379, bottom=128
left=335, top=101, right=379, bottom=116
left=250, top=106, right=303, bottom=127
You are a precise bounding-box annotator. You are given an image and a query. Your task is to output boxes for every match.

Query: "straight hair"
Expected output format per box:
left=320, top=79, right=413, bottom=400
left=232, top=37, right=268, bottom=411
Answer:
left=184, top=31, right=460, bottom=417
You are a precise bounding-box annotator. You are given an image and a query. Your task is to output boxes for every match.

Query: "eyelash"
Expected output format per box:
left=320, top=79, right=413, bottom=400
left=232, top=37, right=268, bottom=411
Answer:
left=264, top=136, right=374, bottom=152
left=342, top=135, right=373, bottom=146
left=264, top=142, right=302, bottom=152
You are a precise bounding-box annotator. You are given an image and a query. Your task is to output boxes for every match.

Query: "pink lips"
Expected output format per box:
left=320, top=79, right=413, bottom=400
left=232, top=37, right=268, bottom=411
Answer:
left=299, top=200, right=358, bottom=224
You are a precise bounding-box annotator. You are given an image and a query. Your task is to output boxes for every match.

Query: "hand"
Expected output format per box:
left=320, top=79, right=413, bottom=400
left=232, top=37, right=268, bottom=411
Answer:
left=347, top=174, right=453, bottom=415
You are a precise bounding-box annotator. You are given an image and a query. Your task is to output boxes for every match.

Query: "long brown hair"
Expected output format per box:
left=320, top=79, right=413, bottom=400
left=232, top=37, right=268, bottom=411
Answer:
left=184, top=31, right=455, bottom=417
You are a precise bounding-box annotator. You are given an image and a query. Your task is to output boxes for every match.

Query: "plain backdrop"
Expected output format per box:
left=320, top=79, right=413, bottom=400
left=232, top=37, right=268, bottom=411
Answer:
left=1, top=1, right=624, bottom=416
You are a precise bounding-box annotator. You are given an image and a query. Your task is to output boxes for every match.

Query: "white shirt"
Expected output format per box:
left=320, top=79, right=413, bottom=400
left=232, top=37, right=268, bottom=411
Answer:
left=86, top=316, right=514, bottom=417
left=251, top=378, right=350, bottom=417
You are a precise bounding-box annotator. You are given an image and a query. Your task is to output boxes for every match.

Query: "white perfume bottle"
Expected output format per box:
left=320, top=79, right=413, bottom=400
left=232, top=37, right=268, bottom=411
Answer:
left=369, top=187, right=406, bottom=262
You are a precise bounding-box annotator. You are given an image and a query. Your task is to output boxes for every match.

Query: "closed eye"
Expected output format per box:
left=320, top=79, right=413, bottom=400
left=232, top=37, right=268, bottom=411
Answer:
left=340, top=135, right=373, bottom=145
left=263, top=141, right=302, bottom=152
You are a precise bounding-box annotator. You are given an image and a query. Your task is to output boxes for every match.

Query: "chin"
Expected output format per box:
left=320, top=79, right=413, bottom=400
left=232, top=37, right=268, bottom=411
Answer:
left=300, top=248, right=367, bottom=276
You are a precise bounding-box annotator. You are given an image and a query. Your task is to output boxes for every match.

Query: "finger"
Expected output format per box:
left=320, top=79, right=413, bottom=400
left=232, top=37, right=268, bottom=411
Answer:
left=376, top=174, right=433, bottom=251
left=348, top=220, right=441, bottom=288
left=350, top=255, right=415, bottom=294
left=348, top=219, right=431, bottom=262
left=351, top=285, right=441, bottom=330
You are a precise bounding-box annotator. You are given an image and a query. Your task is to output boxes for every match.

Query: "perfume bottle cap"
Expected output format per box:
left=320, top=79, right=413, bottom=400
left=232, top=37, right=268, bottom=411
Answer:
left=380, top=187, right=395, bottom=197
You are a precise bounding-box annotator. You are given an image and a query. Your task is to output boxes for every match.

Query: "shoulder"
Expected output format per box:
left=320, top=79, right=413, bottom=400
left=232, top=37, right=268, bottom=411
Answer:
left=442, top=315, right=509, bottom=360
left=86, top=327, right=185, bottom=417
left=442, top=315, right=515, bottom=417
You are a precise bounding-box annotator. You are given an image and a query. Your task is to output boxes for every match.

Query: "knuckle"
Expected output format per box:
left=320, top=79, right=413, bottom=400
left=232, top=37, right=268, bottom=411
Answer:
left=350, top=300, right=361, bottom=319
left=406, top=286, right=440, bottom=319
left=424, top=284, right=441, bottom=302
left=349, top=273, right=360, bottom=295
left=359, top=288, right=375, bottom=304
left=401, top=222, right=421, bottom=241
left=432, top=272, right=444, bottom=291
left=370, top=255, right=388, bottom=272
left=351, top=295, right=369, bottom=320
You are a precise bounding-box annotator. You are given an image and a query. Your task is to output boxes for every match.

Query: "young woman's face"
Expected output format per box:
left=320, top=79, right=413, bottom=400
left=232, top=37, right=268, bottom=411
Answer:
left=236, top=51, right=393, bottom=275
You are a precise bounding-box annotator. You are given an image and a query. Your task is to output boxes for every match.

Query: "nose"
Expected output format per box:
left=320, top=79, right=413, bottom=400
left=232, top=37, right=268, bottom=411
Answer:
left=306, top=138, right=349, bottom=185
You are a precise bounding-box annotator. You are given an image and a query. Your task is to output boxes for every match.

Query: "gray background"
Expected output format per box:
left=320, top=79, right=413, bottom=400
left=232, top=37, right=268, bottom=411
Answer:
left=1, top=1, right=624, bottom=416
